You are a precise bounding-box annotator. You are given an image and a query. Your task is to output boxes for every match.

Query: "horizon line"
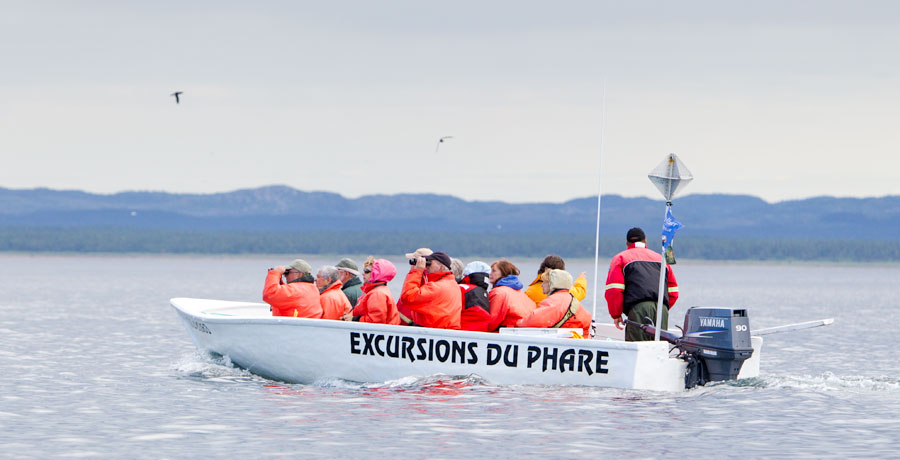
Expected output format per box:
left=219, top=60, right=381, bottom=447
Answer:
left=2, top=184, right=898, bottom=206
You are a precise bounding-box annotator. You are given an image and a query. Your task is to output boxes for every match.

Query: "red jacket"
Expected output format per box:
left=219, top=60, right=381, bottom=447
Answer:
left=400, top=269, right=461, bottom=329
left=352, top=282, right=401, bottom=325
left=517, top=290, right=593, bottom=337
left=459, top=281, right=491, bottom=332
left=262, top=270, right=322, bottom=318
left=320, top=280, right=353, bottom=320
left=487, top=286, right=535, bottom=332
left=605, top=243, right=679, bottom=319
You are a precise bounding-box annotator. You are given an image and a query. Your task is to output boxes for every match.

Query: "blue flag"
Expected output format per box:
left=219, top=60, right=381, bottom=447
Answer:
left=662, top=206, right=683, bottom=249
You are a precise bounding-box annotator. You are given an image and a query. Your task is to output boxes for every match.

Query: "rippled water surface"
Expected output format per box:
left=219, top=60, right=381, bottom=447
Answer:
left=1, top=254, right=898, bottom=458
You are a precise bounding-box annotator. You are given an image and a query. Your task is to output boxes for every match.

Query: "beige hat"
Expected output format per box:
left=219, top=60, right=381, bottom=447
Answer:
left=286, top=258, right=313, bottom=275
left=404, top=247, right=433, bottom=259
left=546, top=269, right=574, bottom=291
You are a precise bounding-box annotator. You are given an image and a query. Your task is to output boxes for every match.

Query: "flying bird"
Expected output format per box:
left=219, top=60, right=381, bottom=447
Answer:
left=435, top=136, right=454, bottom=153
left=171, top=91, right=183, bottom=104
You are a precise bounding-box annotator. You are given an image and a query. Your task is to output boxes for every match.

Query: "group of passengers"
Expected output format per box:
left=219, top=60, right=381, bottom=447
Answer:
left=262, top=249, right=594, bottom=337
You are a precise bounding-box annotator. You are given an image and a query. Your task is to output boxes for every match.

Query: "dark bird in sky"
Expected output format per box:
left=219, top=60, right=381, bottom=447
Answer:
left=435, top=136, right=453, bottom=153
left=171, top=91, right=183, bottom=104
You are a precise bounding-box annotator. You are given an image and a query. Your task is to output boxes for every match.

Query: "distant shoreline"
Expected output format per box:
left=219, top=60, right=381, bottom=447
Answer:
left=2, top=251, right=898, bottom=266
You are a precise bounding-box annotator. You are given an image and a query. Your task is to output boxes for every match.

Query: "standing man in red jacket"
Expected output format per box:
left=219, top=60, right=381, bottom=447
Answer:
left=605, top=228, right=679, bottom=341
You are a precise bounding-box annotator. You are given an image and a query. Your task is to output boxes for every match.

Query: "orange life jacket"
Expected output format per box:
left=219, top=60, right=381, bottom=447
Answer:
left=262, top=270, right=323, bottom=318
left=524, top=273, right=588, bottom=305
left=517, top=290, right=593, bottom=337
left=352, top=282, right=401, bottom=325
left=320, top=280, right=353, bottom=320
left=487, top=285, right=536, bottom=332
left=400, top=269, right=462, bottom=329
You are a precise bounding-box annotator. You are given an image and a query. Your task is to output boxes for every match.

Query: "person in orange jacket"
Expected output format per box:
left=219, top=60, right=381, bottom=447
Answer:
left=524, top=254, right=588, bottom=305
left=262, top=259, right=323, bottom=318
left=517, top=269, right=592, bottom=337
left=400, top=251, right=462, bottom=329
left=396, top=247, right=432, bottom=324
left=343, top=257, right=401, bottom=325
left=316, top=266, right=353, bottom=320
left=486, top=259, right=535, bottom=332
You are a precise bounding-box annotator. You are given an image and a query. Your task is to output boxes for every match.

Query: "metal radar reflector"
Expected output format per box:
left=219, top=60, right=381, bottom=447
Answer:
left=646, top=153, right=692, bottom=342
left=648, top=153, right=693, bottom=202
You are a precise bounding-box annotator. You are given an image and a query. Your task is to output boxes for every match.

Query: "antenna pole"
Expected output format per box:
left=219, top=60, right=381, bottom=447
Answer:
left=654, top=202, right=670, bottom=341
left=592, top=81, right=607, bottom=321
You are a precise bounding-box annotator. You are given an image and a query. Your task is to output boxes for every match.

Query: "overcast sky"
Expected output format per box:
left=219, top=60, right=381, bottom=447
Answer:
left=2, top=1, right=898, bottom=203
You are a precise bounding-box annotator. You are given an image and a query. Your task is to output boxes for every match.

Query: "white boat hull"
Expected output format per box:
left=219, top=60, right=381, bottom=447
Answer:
left=171, top=298, right=762, bottom=392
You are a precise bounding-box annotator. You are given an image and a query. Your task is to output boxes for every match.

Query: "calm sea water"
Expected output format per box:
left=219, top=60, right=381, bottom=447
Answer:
left=1, top=253, right=898, bottom=458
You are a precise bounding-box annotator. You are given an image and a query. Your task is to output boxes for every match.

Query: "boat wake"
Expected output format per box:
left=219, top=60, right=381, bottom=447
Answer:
left=174, top=349, right=494, bottom=391
left=173, top=351, right=261, bottom=384
left=695, top=372, right=900, bottom=394
left=758, top=372, right=900, bottom=393
left=314, top=374, right=494, bottom=392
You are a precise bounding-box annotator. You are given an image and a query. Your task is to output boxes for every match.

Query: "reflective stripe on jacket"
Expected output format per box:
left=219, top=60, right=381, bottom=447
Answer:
left=352, top=282, right=401, bottom=325
left=487, top=285, right=535, bottom=332
left=262, top=270, right=323, bottom=318
left=516, top=290, right=593, bottom=337
left=524, top=273, right=588, bottom=306
left=604, top=243, right=679, bottom=319
left=400, top=269, right=462, bottom=329
left=320, top=280, right=353, bottom=320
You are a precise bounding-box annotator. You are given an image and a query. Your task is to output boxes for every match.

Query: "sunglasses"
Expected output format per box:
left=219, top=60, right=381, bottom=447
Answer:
left=364, top=268, right=371, bottom=274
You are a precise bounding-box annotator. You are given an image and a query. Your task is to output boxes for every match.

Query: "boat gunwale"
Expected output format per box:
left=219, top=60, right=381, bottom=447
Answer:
left=171, top=297, right=662, bottom=352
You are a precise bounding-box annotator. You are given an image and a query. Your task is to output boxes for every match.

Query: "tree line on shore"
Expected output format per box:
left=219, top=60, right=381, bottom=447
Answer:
left=1, top=227, right=898, bottom=262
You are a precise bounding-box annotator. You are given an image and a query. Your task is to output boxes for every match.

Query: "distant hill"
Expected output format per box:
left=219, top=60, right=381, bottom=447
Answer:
left=1, top=185, right=898, bottom=240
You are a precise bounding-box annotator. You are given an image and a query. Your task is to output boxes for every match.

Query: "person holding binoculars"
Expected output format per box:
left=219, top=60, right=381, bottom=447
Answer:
left=399, top=250, right=462, bottom=329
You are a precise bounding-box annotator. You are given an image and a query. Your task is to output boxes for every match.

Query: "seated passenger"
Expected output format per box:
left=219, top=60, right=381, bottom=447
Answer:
left=400, top=251, right=461, bottom=329
left=487, top=259, right=535, bottom=332
left=316, top=266, right=353, bottom=320
left=344, top=258, right=401, bottom=324
left=397, top=247, right=432, bottom=325
left=262, top=259, right=322, bottom=318
left=517, top=269, right=593, bottom=337
left=335, top=258, right=364, bottom=307
left=458, top=261, right=492, bottom=332
left=524, top=254, right=588, bottom=306
left=450, top=258, right=465, bottom=283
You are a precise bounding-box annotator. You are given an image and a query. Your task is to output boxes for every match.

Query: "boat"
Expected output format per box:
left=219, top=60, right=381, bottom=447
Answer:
left=169, top=297, right=800, bottom=392
left=171, top=155, right=834, bottom=391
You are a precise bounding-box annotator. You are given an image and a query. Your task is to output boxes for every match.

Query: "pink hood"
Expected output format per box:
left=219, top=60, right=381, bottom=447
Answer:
left=369, top=259, right=397, bottom=284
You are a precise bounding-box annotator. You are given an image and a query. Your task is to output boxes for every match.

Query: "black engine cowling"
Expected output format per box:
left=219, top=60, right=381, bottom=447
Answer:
left=680, top=306, right=754, bottom=387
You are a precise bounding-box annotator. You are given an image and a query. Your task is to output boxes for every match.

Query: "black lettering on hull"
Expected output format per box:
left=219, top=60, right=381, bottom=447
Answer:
left=349, top=332, right=610, bottom=377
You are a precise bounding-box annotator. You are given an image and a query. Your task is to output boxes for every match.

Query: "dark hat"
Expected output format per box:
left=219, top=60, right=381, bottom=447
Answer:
left=424, top=251, right=452, bottom=270
left=626, top=227, right=646, bottom=243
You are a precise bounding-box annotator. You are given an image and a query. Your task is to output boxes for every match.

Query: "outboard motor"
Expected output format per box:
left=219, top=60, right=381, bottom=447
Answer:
left=679, top=307, right=754, bottom=387
left=624, top=306, right=754, bottom=388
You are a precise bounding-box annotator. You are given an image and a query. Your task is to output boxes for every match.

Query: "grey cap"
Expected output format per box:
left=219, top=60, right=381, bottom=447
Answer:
left=286, top=259, right=313, bottom=275
left=335, top=258, right=360, bottom=276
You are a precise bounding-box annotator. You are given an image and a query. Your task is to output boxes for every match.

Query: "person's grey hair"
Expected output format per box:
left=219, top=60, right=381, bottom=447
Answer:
left=318, top=266, right=340, bottom=283
left=450, top=258, right=465, bottom=281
